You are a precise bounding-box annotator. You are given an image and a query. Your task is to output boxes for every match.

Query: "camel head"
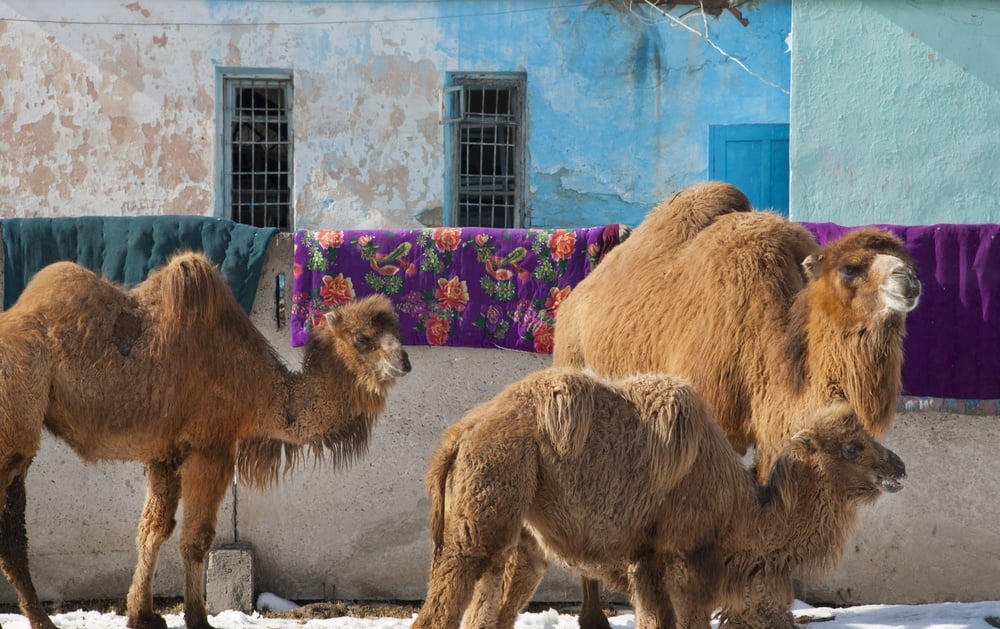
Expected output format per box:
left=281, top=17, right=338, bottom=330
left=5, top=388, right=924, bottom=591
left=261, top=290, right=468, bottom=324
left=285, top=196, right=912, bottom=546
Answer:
left=801, top=228, right=921, bottom=326
left=785, top=403, right=906, bottom=503
left=311, top=293, right=412, bottom=392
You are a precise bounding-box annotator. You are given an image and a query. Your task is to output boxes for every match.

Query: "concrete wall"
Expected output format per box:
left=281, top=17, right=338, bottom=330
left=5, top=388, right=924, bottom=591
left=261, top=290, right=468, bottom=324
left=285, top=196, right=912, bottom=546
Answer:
left=0, top=0, right=790, bottom=229
left=5, top=233, right=1000, bottom=608
left=790, top=0, right=1000, bottom=224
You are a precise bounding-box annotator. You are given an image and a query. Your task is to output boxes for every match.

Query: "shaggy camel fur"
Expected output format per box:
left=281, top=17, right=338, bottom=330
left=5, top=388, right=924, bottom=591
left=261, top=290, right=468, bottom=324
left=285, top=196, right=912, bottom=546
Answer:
left=411, top=367, right=906, bottom=629
left=0, top=251, right=411, bottom=629
left=555, top=181, right=920, bottom=466
left=553, top=181, right=921, bottom=628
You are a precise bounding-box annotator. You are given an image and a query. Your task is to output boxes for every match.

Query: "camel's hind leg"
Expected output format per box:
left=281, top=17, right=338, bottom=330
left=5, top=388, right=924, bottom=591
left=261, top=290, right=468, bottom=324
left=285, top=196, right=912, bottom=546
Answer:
left=176, top=450, right=234, bottom=629
left=126, top=460, right=182, bottom=629
left=579, top=577, right=612, bottom=629
left=0, top=459, right=58, bottom=629
left=462, top=529, right=548, bottom=629
left=412, top=439, right=538, bottom=629
left=463, top=529, right=548, bottom=629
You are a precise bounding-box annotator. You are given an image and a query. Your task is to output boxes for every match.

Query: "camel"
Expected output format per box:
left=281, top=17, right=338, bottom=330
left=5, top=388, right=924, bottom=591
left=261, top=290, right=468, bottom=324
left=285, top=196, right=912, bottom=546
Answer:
left=411, top=367, right=906, bottom=629
left=553, top=181, right=921, bottom=627
left=0, top=251, right=411, bottom=629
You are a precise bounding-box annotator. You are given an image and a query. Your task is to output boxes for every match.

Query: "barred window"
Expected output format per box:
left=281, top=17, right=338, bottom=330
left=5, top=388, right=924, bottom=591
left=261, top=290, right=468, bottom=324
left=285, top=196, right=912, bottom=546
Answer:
left=444, top=74, right=525, bottom=228
left=221, top=73, right=293, bottom=230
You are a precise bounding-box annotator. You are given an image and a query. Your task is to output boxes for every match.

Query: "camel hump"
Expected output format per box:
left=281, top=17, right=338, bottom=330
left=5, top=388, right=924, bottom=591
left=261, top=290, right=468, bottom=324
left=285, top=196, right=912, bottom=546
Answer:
left=532, top=367, right=601, bottom=458
left=141, top=250, right=238, bottom=327
left=638, top=181, right=752, bottom=252
left=615, top=374, right=712, bottom=489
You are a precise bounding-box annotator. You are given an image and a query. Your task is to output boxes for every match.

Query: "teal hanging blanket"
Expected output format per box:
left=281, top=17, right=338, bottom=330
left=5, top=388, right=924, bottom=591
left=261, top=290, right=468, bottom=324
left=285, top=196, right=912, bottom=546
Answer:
left=2, top=216, right=277, bottom=313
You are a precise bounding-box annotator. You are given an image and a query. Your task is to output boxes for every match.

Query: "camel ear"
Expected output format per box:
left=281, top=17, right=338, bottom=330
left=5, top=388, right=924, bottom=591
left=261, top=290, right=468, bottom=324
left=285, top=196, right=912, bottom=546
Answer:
left=323, top=308, right=344, bottom=329
left=801, top=254, right=821, bottom=280
left=791, top=429, right=818, bottom=452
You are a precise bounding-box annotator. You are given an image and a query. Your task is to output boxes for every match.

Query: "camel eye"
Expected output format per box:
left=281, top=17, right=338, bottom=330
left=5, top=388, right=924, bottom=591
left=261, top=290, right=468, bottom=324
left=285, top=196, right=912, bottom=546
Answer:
left=842, top=443, right=861, bottom=459
left=838, top=264, right=862, bottom=282
left=353, top=333, right=373, bottom=350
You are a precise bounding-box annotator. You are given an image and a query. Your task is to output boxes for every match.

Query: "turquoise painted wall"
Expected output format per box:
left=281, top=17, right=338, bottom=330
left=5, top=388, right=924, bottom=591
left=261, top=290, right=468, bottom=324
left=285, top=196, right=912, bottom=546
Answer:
left=435, top=0, right=790, bottom=227
left=790, top=0, right=1000, bottom=225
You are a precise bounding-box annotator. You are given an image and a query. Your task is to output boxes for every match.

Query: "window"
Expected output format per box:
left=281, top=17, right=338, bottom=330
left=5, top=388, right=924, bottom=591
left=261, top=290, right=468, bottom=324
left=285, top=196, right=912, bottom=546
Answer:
left=220, top=71, right=293, bottom=230
left=443, top=74, right=526, bottom=228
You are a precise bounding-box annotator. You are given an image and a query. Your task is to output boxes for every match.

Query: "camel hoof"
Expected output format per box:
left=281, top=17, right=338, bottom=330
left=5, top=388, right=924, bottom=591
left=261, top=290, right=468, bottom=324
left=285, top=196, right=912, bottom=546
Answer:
left=578, top=610, right=612, bottom=629
left=126, top=612, right=168, bottom=629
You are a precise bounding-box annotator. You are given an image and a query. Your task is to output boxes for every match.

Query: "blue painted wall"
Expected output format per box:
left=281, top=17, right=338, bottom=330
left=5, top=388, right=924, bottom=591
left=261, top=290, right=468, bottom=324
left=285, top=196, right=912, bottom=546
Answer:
left=790, top=0, right=1000, bottom=225
left=437, top=1, right=791, bottom=227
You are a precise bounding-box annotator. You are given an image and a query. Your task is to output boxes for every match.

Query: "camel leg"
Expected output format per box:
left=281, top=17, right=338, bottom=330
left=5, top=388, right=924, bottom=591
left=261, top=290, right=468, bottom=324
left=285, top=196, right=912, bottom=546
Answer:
left=462, top=529, right=547, bottom=629
left=494, top=529, right=548, bottom=628
left=579, top=577, right=612, bottom=629
left=461, top=553, right=507, bottom=629
left=413, top=548, right=496, bottom=629
left=0, top=461, right=58, bottom=629
left=175, top=450, right=233, bottom=629
left=629, top=554, right=676, bottom=629
left=126, top=460, right=182, bottom=629
left=413, top=440, right=537, bottom=629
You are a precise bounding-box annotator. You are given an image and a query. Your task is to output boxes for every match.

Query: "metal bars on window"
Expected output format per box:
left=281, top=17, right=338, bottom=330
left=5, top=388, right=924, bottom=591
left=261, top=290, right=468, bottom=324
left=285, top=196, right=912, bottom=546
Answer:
left=223, top=76, right=293, bottom=230
left=445, top=76, right=525, bottom=228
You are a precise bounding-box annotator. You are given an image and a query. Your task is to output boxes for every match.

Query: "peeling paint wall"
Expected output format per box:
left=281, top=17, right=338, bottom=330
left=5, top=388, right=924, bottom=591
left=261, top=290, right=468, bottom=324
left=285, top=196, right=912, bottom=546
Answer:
left=790, top=0, right=1000, bottom=224
left=1, top=1, right=790, bottom=229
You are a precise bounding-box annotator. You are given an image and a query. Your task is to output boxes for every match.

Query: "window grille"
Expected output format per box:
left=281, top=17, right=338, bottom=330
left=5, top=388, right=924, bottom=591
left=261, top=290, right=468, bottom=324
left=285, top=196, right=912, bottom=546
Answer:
left=222, top=75, right=293, bottom=230
left=445, top=75, right=525, bottom=228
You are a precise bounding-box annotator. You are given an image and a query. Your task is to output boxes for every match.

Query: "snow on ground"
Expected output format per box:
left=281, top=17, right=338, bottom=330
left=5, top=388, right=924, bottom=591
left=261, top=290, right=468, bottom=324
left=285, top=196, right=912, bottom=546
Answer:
left=5, top=598, right=1000, bottom=629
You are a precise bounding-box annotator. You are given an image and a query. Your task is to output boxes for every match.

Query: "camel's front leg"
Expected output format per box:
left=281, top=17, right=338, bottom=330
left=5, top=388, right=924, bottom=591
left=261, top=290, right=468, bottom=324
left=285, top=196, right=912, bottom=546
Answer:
left=0, top=462, right=58, bottom=629
left=629, top=554, right=677, bottom=629
left=126, top=460, right=182, bottom=629
left=177, top=450, right=234, bottom=629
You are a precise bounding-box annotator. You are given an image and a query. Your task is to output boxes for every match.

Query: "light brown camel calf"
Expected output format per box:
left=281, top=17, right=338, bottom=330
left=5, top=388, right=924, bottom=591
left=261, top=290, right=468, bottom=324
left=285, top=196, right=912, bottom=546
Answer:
left=0, top=251, right=411, bottom=629
left=411, top=367, right=905, bottom=629
left=554, top=182, right=920, bottom=627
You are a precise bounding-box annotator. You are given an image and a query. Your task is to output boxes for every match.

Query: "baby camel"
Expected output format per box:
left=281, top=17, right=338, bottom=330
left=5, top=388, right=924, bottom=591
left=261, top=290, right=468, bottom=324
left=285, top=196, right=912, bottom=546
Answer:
left=0, top=251, right=411, bottom=629
left=412, top=367, right=905, bottom=629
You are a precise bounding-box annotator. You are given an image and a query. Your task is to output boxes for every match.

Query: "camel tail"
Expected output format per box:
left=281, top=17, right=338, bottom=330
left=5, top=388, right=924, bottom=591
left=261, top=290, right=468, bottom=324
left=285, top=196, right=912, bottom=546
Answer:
left=617, top=374, right=710, bottom=490
left=148, top=251, right=239, bottom=327
left=425, top=428, right=463, bottom=552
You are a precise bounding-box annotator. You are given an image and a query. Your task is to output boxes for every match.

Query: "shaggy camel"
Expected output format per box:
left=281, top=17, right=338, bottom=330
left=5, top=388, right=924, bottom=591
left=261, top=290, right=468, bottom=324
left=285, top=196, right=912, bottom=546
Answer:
left=411, top=367, right=906, bottom=629
left=0, top=251, right=411, bottom=629
left=553, top=181, right=921, bottom=628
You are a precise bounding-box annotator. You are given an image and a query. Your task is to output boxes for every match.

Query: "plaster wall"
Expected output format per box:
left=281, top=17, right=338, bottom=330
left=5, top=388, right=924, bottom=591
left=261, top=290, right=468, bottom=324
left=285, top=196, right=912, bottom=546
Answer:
left=0, top=0, right=790, bottom=229
left=790, top=0, right=1000, bottom=225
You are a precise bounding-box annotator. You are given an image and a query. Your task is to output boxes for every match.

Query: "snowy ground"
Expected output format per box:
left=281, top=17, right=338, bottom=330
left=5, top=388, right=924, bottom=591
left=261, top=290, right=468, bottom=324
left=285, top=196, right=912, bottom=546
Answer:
left=6, top=598, right=1000, bottom=629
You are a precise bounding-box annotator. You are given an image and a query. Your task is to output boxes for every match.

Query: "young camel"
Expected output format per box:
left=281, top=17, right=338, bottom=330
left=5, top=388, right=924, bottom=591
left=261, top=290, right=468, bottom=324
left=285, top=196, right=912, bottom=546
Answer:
left=412, top=367, right=906, bottom=629
left=0, top=251, right=411, bottom=629
left=554, top=182, right=921, bottom=627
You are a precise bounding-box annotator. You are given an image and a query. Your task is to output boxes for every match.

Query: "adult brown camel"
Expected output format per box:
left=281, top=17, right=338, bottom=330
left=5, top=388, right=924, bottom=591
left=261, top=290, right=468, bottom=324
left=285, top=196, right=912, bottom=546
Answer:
left=0, top=251, right=411, bottom=629
left=411, top=367, right=906, bottom=629
left=552, top=181, right=921, bottom=628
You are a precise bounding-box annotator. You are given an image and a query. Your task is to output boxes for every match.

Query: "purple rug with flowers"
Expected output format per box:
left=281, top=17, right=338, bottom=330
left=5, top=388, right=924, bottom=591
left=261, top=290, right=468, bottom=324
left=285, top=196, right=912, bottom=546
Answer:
left=291, top=221, right=1000, bottom=414
left=291, top=225, right=625, bottom=353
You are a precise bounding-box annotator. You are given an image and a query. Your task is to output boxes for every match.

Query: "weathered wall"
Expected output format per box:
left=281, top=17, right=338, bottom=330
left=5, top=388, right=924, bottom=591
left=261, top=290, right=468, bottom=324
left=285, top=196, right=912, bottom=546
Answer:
left=0, top=0, right=790, bottom=229
left=790, top=0, right=1000, bottom=224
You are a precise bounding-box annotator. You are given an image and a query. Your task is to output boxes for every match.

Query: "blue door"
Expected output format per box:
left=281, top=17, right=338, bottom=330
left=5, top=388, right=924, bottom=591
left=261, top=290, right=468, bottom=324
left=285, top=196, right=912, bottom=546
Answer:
left=709, top=124, right=789, bottom=216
